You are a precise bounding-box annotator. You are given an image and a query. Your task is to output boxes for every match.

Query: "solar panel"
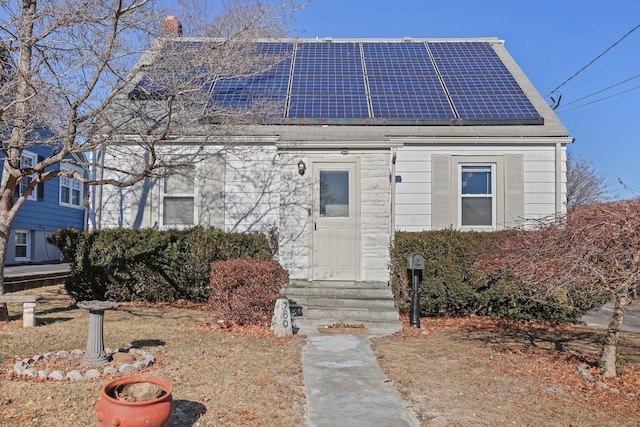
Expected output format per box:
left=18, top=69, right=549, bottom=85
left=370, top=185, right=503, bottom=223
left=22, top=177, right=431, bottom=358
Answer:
left=288, top=95, right=369, bottom=118
left=293, top=56, right=363, bottom=74
left=451, top=95, right=541, bottom=119
left=255, top=42, right=295, bottom=55
left=205, top=94, right=287, bottom=115
left=362, top=42, right=429, bottom=58
left=368, top=75, right=445, bottom=96
left=371, top=95, right=454, bottom=119
left=296, top=42, right=361, bottom=57
left=433, top=56, right=510, bottom=75
left=443, top=74, right=524, bottom=95
left=291, top=75, right=365, bottom=95
left=130, top=67, right=212, bottom=100
left=428, top=41, right=497, bottom=57
left=134, top=38, right=543, bottom=124
left=364, top=57, right=437, bottom=76
left=212, top=74, right=290, bottom=96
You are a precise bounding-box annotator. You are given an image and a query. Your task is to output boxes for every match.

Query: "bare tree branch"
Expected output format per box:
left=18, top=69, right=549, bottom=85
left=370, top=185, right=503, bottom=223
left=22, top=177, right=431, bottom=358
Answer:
left=566, top=151, right=611, bottom=207
left=0, top=0, right=308, bottom=319
left=475, top=199, right=640, bottom=376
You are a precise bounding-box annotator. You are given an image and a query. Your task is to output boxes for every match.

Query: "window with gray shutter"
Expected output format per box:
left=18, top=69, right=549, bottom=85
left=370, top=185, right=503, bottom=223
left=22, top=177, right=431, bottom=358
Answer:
left=430, top=154, right=524, bottom=231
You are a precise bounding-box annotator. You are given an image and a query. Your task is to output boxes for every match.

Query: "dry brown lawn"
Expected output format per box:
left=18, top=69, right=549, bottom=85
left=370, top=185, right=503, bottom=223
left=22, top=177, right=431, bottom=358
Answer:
left=2, top=285, right=640, bottom=426
left=372, top=316, right=640, bottom=427
left=0, top=285, right=305, bottom=426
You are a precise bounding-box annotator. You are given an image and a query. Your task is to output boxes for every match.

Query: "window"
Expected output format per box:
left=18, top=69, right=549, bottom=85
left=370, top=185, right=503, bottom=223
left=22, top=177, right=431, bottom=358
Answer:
left=161, top=166, right=197, bottom=227
left=19, top=152, right=37, bottom=200
left=15, top=230, right=30, bottom=260
left=459, top=164, right=496, bottom=227
left=319, top=170, right=350, bottom=217
left=59, top=166, right=84, bottom=208
left=431, top=154, right=523, bottom=231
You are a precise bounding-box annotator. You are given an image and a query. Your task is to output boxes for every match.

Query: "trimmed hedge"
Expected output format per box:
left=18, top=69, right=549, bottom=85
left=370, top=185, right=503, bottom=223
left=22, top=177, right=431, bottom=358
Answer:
left=208, top=258, right=289, bottom=326
left=48, top=227, right=276, bottom=303
left=390, top=230, right=606, bottom=323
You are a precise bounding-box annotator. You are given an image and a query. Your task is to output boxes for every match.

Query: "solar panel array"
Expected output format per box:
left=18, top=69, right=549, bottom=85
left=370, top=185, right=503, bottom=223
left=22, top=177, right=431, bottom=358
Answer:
left=131, top=40, right=543, bottom=125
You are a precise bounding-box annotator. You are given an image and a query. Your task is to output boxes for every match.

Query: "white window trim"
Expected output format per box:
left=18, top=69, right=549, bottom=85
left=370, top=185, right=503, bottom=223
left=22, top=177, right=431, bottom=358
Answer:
left=160, top=166, right=199, bottom=228
left=458, top=162, right=497, bottom=230
left=15, top=230, right=31, bottom=261
left=59, top=165, right=85, bottom=209
left=20, top=151, right=37, bottom=201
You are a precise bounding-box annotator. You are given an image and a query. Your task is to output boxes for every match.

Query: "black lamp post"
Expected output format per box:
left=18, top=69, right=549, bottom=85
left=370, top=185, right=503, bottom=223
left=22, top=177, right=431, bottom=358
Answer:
left=406, top=253, right=425, bottom=328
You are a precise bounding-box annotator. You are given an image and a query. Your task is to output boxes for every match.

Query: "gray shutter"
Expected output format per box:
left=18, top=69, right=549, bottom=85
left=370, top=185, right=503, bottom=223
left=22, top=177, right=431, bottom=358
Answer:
left=198, top=154, right=225, bottom=228
left=431, top=154, right=452, bottom=230
left=37, top=155, right=45, bottom=201
left=504, top=154, right=524, bottom=228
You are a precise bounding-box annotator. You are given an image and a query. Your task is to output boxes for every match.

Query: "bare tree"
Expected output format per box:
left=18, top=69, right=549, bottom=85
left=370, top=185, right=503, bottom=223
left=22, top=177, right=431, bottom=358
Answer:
left=566, top=151, right=610, bottom=207
left=0, top=0, right=306, bottom=320
left=475, top=199, right=640, bottom=377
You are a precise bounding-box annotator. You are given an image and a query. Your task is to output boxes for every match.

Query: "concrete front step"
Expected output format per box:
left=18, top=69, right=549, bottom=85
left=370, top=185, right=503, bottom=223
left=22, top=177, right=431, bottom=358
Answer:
left=289, top=296, right=397, bottom=309
left=283, top=280, right=402, bottom=336
left=303, top=306, right=400, bottom=321
left=286, top=287, right=394, bottom=299
left=293, top=317, right=403, bottom=336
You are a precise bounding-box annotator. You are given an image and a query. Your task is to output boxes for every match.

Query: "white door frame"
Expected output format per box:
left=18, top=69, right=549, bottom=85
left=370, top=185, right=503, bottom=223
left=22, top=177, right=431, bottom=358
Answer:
left=309, top=159, right=361, bottom=281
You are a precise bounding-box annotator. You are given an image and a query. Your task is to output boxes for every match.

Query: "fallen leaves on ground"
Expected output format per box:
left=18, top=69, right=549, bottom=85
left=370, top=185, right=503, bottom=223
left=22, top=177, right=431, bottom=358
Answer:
left=380, top=314, right=640, bottom=422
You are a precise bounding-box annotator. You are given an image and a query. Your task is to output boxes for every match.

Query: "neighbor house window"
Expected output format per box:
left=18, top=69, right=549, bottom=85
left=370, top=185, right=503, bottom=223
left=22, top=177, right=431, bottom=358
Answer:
left=15, top=230, right=30, bottom=260
left=459, top=164, right=496, bottom=227
left=161, top=166, right=197, bottom=227
left=59, top=166, right=84, bottom=208
left=19, top=152, right=37, bottom=200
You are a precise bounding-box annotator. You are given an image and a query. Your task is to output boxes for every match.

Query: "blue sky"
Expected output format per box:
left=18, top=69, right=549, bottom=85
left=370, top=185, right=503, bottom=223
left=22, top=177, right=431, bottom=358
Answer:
left=290, top=0, right=640, bottom=200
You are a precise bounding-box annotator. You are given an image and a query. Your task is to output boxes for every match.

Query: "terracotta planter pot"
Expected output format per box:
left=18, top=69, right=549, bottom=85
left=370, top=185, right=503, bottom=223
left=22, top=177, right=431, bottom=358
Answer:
left=96, top=375, right=174, bottom=427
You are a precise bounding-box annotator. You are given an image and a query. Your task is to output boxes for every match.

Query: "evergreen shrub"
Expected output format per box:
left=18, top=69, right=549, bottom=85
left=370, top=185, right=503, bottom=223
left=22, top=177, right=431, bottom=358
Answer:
left=48, top=226, right=276, bottom=303
left=390, top=229, right=603, bottom=323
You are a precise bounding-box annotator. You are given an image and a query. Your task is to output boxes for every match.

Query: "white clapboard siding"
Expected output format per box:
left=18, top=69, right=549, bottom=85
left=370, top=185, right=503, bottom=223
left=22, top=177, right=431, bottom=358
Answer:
left=394, top=143, right=565, bottom=232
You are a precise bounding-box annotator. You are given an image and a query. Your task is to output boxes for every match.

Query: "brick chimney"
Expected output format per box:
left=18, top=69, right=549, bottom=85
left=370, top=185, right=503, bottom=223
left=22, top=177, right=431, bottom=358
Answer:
left=161, top=16, right=183, bottom=37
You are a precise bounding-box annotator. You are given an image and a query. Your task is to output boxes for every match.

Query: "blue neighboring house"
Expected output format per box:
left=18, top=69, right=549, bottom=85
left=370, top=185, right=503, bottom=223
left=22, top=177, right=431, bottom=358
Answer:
left=1, top=144, right=87, bottom=265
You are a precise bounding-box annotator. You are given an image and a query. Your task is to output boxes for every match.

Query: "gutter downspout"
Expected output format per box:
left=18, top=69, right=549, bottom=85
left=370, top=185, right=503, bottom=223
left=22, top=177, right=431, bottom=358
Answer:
left=555, top=142, right=562, bottom=214
left=390, top=147, right=397, bottom=241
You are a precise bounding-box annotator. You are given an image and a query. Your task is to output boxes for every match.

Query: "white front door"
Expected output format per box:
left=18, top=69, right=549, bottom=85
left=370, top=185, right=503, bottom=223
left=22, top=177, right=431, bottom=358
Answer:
left=312, top=162, right=359, bottom=281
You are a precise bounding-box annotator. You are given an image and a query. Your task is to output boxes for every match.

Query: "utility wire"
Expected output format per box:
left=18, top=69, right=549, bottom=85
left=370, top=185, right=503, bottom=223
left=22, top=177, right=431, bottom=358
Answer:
left=555, top=84, right=640, bottom=113
left=546, top=23, right=640, bottom=97
left=555, top=73, right=640, bottom=109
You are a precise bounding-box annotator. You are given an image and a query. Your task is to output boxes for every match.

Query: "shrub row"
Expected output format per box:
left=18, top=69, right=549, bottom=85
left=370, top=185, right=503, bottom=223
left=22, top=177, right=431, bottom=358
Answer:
left=49, top=227, right=277, bottom=303
left=390, top=229, right=607, bottom=323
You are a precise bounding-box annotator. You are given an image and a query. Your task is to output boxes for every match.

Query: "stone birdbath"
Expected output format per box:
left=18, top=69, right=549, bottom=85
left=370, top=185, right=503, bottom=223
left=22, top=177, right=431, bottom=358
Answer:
left=77, top=301, right=119, bottom=366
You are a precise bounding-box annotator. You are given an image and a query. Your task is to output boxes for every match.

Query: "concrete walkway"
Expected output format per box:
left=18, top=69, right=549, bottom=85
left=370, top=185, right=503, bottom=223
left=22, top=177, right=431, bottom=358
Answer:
left=302, top=329, right=419, bottom=427
left=4, top=262, right=70, bottom=278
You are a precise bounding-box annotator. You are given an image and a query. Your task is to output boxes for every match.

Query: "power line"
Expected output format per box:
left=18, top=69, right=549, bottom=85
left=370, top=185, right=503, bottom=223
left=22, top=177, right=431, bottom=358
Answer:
left=555, top=84, right=640, bottom=113
left=555, top=73, right=640, bottom=109
left=546, top=23, right=640, bottom=97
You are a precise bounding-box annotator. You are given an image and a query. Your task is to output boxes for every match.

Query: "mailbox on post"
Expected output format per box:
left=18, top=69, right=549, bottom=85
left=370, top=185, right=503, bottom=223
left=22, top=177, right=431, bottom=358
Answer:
left=406, top=253, right=425, bottom=328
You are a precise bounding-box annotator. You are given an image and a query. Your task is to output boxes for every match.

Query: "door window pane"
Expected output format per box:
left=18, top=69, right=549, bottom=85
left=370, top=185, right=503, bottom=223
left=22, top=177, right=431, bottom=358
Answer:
left=320, top=170, right=349, bottom=217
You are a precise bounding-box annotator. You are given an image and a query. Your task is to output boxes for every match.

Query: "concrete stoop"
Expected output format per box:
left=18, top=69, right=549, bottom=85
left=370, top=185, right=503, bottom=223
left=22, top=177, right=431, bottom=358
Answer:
left=282, top=280, right=403, bottom=337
